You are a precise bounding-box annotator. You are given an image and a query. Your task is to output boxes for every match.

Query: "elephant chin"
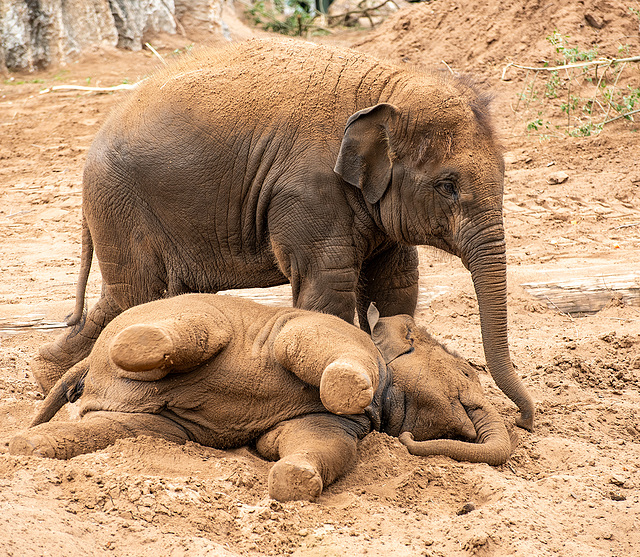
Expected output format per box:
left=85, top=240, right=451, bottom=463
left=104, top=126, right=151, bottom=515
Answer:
left=398, top=399, right=512, bottom=466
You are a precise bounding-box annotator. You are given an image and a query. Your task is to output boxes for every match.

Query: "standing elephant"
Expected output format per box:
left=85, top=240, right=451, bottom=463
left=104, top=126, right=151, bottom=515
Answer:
left=35, top=38, right=533, bottom=430
left=12, top=294, right=512, bottom=502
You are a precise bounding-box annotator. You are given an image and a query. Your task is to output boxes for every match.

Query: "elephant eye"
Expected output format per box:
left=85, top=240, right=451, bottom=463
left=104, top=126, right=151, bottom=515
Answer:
left=434, top=179, right=459, bottom=200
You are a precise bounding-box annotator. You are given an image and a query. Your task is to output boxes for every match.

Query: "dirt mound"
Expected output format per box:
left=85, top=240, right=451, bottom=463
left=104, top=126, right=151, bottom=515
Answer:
left=354, top=0, right=640, bottom=72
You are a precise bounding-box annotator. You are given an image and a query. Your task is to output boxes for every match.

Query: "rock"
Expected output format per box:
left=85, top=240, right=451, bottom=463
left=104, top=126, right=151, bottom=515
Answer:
left=110, top=0, right=176, bottom=50
left=457, top=502, right=476, bottom=515
left=0, top=0, right=118, bottom=71
left=547, top=171, right=569, bottom=185
left=0, top=0, right=234, bottom=71
left=175, top=0, right=229, bottom=42
left=608, top=491, right=626, bottom=501
left=584, top=13, right=605, bottom=29
left=609, top=475, right=625, bottom=487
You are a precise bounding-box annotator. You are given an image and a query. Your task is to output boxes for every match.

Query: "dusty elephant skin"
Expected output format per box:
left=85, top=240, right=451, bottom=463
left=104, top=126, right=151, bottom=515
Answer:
left=11, top=294, right=512, bottom=502
left=33, top=37, right=533, bottom=430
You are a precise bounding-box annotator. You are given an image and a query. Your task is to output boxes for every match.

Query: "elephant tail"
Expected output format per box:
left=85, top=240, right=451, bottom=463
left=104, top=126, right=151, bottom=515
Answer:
left=29, top=358, right=89, bottom=427
left=398, top=395, right=512, bottom=466
left=66, top=215, right=93, bottom=327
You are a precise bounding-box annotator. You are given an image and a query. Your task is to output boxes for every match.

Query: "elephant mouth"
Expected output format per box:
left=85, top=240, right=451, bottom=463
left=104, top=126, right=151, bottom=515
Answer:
left=424, top=237, right=465, bottom=265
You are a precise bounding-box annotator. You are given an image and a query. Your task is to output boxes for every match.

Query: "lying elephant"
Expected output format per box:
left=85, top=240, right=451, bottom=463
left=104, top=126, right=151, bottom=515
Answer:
left=34, top=37, right=533, bottom=431
left=12, top=295, right=511, bottom=502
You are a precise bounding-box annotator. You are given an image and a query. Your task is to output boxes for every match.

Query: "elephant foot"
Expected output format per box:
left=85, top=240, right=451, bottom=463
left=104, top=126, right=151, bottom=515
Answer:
left=109, top=323, right=174, bottom=381
left=9, top=431, right=58, bottom=459
left=268, top=455, right=323, bottom=502
left=30, top=354, right=68, bottom=395
left=319, top=359, right=374, bottom=415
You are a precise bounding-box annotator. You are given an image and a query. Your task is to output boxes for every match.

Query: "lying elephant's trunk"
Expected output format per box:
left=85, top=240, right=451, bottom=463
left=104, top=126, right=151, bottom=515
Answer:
left=399, top=394, right=511, bottom=466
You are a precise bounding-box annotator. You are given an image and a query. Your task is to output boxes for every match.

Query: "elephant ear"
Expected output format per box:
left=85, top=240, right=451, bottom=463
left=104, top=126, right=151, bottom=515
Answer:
left=334, top=103, right=399, bottom=204
left=366, top=302, right=380, bottom=332
left=367, top=304, right=415, bottom=364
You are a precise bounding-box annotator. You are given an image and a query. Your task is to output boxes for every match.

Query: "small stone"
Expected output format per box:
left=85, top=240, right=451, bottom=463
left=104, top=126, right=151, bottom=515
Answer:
left=584, top=13, right=605, bottom=29
left=457, top=502, right=476, bottom=515
left=609, top=491, right=626, bottom=501
left=609, top=475, right=625, bottom=487
left=547, top=171, right=569, bottom=185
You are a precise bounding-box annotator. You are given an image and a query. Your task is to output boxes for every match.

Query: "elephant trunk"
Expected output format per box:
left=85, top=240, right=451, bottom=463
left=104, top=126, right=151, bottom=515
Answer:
left=465, top=223, right=534, bottom=431
left=398, top=394, right=511, bottom=465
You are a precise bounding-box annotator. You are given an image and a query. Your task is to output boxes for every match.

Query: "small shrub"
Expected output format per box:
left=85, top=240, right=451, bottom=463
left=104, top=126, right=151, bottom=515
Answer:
left=510, top=30, right=640, bottom=137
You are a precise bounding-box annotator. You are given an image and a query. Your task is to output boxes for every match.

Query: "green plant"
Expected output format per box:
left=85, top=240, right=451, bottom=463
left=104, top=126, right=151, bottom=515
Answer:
left=548, top=30, right=598, bottom=64
left=526, top=116, right=550, bottom=132
left=507, top=30, right=640, bottom=137
left=170, top=44, right=194, bottom=58
left=568, top=121, right=603, bottom=137
left=545, top=70, right=560, bottom=98
left=246, top=0, right=324, bottom=36
left=3, top=77, right=44, bottom=85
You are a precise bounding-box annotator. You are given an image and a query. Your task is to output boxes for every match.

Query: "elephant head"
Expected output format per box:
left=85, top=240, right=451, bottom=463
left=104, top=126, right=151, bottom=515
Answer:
left=368, top=305, right=512, bottom=465
left=335, top=79, right=534, bottom=431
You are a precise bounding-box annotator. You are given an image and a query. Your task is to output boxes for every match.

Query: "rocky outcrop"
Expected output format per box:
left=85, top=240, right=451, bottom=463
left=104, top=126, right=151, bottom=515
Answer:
left=0, top=0, right=233, bottom=71
left=0, top=0, right=118, bottom=71
left=110, top=0, right=176, bottom=50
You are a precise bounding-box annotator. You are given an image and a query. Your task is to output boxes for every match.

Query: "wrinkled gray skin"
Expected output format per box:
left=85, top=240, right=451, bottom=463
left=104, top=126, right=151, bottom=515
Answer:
left=35, top=37, right=533, bottom=430
left=12, top=295, right=512, bottom=502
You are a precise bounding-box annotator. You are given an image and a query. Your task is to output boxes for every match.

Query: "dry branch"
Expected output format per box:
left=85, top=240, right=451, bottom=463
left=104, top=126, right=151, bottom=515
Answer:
left=501, top=55, right=640, bottom=80
left=0, top=315, right=68, bottom=332
left=39, top=84, right=137, bottom=94
left=505, top=52, right=640, bottom=135
left=327, top=0, right=399, bottom=27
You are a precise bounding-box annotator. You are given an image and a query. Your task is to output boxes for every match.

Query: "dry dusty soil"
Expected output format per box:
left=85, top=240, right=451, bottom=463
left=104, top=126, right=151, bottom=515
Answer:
left=1, top=1, right=639, bottom=555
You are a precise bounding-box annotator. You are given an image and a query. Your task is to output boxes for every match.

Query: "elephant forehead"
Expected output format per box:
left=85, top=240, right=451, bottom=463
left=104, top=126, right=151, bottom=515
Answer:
left=392, top=343, right=475, bottom=393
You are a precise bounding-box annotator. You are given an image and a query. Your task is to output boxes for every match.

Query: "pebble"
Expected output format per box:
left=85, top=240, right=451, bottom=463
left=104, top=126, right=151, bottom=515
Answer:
left=609, top=475, right=625, bottom=487
left=457, top=502, right=476, bottom=515
left=609, top=491, right=626, bottom=501
left=547, top=171, right=569, bottom=185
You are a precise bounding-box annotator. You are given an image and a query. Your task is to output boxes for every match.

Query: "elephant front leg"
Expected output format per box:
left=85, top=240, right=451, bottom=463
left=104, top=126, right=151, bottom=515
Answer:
left=9, top=411, right=191, bottom=459
left=273, top=314, right=382, bottom=415
left=357, top=244, right=419, bottom=333
left=256, top=414, right=365, bottom=502
left=287, top=255, right=360, bottom=324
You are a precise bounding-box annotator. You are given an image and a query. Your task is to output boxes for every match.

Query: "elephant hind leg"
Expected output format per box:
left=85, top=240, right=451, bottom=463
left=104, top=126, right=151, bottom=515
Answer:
left=33, top=290, right=122, bottom=394
left=256, top=414, right=365, bottom=502
left=268, top=455, right=324, bottom=502
left=9, top=411, right=191, bottom=460
left=109, top=309, right=232, bottom=380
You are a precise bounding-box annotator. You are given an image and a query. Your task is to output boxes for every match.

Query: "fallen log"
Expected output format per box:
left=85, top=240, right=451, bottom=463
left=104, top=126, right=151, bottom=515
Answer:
left=522, top=273, right=640, bottom=316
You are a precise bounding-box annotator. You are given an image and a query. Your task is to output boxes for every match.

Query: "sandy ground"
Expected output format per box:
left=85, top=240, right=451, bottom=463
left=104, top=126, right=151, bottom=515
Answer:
left=1, top=1, right=639, bottom=555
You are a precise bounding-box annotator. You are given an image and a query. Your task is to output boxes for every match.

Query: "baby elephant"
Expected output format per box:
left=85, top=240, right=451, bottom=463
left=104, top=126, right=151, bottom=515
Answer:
left=10, top=294, right=511, bottom=501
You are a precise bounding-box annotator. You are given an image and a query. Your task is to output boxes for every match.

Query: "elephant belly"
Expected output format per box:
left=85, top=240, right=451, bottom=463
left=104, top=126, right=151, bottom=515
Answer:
left=163, top=246, right=289, bottom=294
left=167, top=396, right=326, bottom=449
left=80, top=364, right=327, bottom=450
